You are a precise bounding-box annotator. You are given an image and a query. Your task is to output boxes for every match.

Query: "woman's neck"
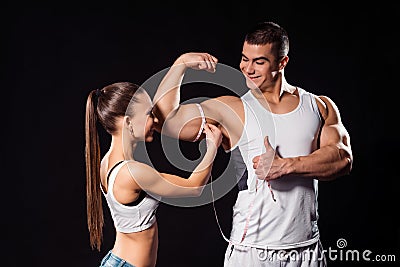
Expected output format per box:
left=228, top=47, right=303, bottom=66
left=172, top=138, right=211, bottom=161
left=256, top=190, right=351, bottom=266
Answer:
left=109, top=134, right=137, bottom=161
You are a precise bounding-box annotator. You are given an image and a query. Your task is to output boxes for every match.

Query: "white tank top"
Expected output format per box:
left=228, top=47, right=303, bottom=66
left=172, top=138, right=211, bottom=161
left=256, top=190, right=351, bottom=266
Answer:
left=228, top=88, right=322, bottom=249
left=101, top=161, right=160, bottom=233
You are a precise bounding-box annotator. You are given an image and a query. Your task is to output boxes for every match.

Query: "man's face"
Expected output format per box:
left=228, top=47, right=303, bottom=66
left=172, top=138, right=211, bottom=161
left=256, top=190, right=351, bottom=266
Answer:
left=239, top=42, right=280, bottom=91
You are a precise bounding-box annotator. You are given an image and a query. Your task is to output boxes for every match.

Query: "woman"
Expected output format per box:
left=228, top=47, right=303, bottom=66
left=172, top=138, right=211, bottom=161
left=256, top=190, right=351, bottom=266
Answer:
left=85, top=54, right=220, bottom=267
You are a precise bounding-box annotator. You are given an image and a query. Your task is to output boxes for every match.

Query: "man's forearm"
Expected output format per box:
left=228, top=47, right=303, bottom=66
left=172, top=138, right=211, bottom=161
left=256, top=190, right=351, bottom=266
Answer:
left=152, top=53, right=218, bottom=140
left=153, top=57, right=186, bottom=123
left=286, top=145, right=352, bottom=181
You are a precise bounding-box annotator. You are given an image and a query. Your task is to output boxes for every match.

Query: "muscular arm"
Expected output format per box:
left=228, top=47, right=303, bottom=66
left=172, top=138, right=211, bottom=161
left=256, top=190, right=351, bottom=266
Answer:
left=254, top=95, right=352, bottom=181
left=152, top=53, right=219, bottom=141
left=152, top=53, right=243, bottom=149
left=284, top=96, right=352, bottom=181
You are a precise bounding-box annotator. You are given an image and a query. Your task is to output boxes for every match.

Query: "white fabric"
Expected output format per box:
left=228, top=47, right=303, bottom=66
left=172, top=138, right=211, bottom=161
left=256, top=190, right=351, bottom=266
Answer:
left=101, top=161, right=160, bottom=233
left=227, top=88, right=322, bottom=250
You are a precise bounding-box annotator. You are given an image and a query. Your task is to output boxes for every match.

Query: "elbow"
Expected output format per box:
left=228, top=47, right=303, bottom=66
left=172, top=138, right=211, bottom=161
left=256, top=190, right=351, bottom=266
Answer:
left=338, top=146, right=353, bottom=176
left=191, top=186, right=205, bottom=197
left=334, top=156, right=353, bottom=179
left=318, top=156, right=353, bottom=182
left=342, top=148, right=353, bottom=175
left=342, top=157, right=353, bottom=177
left=345, top=157, right=352, bottom=173
left=184, top=185, right=205, bottom=197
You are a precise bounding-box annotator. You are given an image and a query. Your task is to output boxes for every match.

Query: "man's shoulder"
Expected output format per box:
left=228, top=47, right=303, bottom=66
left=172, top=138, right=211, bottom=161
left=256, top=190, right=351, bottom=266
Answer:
left=202, top=94, right=243, bottom=109
left=201, top=94, right=244, bottom=123
left=214, top=95, right=244, bottom=115
left=214, top=95, right=243, bottom=105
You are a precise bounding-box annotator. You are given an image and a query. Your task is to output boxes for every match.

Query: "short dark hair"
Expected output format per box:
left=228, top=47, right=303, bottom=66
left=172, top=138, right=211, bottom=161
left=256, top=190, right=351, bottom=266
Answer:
left=245, top=21, right=289, bottom=59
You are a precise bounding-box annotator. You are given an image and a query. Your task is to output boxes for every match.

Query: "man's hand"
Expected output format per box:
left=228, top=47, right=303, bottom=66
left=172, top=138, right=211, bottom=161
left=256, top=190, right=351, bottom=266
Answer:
left=175, top=52, right=218, bottom=73
left=252, top=136, right=287, bottom=181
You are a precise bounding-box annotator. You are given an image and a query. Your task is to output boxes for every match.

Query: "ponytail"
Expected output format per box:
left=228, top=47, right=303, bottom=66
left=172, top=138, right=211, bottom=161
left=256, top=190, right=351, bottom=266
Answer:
left=85, top=90, right=103, bottom=251
left=84, top=82, right=140, bottom=250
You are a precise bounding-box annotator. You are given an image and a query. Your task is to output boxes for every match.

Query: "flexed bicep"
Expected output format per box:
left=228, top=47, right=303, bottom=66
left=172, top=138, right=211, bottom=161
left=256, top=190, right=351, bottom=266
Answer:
left=156, top=97, right=229, bottom=142
left=157, top=103, right=206, bottom=141
left=152, top=52, right=219, bottom=141
left=317, top=96, right=353, bottom=168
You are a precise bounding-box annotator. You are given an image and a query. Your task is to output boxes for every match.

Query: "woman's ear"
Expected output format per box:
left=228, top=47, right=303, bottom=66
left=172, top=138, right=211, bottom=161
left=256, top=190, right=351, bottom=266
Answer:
left=124, top=115, right=136, bottom=137
left=124, top=116, right=132, bottom=130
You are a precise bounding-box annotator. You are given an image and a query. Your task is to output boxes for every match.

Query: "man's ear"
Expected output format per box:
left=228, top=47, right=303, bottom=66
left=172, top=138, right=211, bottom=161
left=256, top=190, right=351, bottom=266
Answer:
left=279, top=56, right=289, bottom=70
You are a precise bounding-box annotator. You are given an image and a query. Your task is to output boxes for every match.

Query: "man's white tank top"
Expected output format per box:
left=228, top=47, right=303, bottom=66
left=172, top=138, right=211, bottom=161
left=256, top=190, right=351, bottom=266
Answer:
left=101, top=160, right=160, bottom=233
left=227, top=88, right=322, bottom=249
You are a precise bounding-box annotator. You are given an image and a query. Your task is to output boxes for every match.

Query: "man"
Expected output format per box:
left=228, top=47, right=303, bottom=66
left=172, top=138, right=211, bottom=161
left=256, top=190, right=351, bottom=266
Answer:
left=153, top=21, right=352, bottom=266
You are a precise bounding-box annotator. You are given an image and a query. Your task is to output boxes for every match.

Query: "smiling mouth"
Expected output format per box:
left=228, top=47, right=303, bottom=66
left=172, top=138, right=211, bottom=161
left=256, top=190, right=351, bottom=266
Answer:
left=247, top=75, right=260, bottom=80
left=246, top=77, right=261, bottom=85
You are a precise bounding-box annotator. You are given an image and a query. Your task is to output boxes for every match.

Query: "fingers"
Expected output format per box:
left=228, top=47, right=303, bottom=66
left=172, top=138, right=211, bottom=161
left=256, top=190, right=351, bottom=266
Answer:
left=206, top=123, right=220, bottom=132
left=198, top=54, right=217, bottom=73
left=183, top=52, right=217, bottom=73
left=203, top=123, right=211, bottom=134
left=252, top=155, right=260, bottom=163
left=204, top=123, right=221, bottom=138
left=208, top=54, right=218, bottom=72
left=203, top=123, right=215, bottom=138
left=203, top=123, right=222, bottom=147
left=252, top=155, right=260, bottom=169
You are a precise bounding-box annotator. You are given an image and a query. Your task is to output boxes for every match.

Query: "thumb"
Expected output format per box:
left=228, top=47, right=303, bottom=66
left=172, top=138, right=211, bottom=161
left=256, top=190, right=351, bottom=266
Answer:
left=264, top=136, right=270, bottom=149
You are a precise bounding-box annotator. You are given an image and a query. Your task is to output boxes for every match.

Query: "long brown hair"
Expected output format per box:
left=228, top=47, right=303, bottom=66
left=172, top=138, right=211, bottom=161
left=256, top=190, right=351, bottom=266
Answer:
left=85, top=82, right=140, bottom=250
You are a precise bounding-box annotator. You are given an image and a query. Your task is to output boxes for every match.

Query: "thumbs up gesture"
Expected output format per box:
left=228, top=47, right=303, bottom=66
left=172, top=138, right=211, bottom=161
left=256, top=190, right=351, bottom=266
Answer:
left=252, top=136, right=286, bottom=181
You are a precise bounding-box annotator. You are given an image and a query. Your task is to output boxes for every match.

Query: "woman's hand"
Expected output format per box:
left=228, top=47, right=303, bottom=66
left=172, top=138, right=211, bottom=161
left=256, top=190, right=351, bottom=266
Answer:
left=203, top=123, right=222, bottom=151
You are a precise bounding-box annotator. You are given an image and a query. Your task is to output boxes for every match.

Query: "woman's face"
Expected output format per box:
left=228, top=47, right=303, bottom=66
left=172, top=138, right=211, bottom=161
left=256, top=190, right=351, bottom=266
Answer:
left=129, top=90, right=156, bottom=142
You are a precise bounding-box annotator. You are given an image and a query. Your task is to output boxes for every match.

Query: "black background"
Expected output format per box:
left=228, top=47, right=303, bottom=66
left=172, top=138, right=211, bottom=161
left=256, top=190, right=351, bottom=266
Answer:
left=5, top=1, right=399, bottom=266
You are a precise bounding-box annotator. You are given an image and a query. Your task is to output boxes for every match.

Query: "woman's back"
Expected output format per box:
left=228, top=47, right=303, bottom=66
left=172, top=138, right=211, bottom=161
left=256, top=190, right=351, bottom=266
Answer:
left=100, top=158, right=160, bottom=267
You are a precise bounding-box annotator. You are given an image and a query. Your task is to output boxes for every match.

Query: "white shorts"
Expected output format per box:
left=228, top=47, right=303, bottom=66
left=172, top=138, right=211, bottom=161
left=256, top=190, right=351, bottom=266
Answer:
left=223, top=240, right=327, bottom=267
